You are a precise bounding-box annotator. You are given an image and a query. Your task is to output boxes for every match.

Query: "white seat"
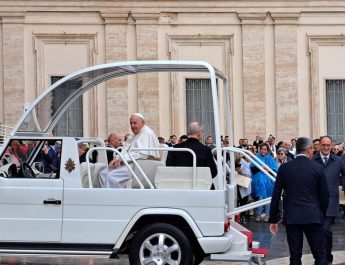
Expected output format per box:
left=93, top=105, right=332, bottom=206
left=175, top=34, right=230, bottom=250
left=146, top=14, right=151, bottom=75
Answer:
left=80, top=162, right=95, bottom=188
left=92, top=162, right=107, bottom=187
left=80, top=162, right=107, bottom=188
left=131, top=159, right=165, bottom=188
left=154, top=166, right=212, bottom=190
left=159, top=143, right=169, bottom=162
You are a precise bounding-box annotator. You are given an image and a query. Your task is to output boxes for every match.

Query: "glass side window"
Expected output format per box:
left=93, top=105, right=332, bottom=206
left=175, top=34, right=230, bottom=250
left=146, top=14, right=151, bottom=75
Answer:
left=0, top=139, right=62, bottom=178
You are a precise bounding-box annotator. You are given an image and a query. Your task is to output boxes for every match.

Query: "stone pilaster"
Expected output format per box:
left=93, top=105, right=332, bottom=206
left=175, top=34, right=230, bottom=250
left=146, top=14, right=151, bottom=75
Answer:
left=1, top=14, right=25, bottom=126
left=133, top=12, right=160, bottom=133
left=272, top=13, right=300, bottom=140
left=101, top=12, right=129, bottom=135
left=238, top=13, right=266, bottom=139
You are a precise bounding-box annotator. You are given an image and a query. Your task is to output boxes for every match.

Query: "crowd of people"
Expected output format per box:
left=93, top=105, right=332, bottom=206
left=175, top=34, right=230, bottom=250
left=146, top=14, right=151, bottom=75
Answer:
left=2, top=115, right=345, bottom=264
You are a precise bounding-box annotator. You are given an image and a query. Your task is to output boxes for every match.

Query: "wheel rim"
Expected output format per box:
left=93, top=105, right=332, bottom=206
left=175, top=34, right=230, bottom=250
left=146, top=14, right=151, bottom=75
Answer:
left=139, top=232, right=181, bottom=265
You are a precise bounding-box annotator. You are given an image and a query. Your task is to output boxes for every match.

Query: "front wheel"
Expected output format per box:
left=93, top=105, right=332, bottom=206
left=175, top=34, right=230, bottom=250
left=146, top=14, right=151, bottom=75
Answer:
left=129, top=223, right=193, bottom=265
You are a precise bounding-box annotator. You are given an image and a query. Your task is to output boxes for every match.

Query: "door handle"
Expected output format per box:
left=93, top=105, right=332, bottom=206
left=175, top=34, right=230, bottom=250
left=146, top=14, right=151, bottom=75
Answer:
left=43, top=199, right=61, bottom=205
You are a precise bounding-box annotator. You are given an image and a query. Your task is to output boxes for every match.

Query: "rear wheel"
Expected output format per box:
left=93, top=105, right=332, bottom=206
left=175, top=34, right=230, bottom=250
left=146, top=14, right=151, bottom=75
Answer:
left=193, top=248, right=205, bottom=265
left=129, top=223, right=193, bottom=265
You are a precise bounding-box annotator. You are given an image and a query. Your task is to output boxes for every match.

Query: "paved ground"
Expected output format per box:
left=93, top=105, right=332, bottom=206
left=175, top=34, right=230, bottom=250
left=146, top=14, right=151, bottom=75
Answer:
left=0, top=215, right=344, bottom=264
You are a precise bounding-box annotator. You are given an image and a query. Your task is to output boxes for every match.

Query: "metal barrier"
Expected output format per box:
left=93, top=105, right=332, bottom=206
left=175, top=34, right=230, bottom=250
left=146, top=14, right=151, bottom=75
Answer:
left=0, top=124, right=14, bottom=147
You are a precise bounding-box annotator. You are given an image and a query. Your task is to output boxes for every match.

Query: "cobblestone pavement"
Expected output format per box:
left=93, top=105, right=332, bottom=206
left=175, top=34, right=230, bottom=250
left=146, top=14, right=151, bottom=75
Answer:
left=0, top=216, right=344, bottom=265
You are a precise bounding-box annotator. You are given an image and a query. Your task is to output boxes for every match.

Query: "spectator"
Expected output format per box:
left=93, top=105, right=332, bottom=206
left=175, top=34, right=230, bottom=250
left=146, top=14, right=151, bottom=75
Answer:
left=10, top=140, right=28, bottom=162
left=253, top=135, right=264, bottom=149
left=250, top=142, right=278, bottom=222
left=242, top=138, right=249, bottom=149
left=179, top=134, right=188, bottom=143
left=291, top=138, right=297, bottom=154
left=268, top=135, right=277, bottom=157
left=236, top=154, right=252, bottom=223
left=332, top=144, right=342, bottom=156
left=42, top=140, right=60, bottom=173
left=313, top=135, right=345, bottom=264
left=205, top=135, right=216, bottom=150
left=247, top=144, right=255, bottom=154
left=166, top=135, right=177, bottom=147
left=275, top=148, right=291, bottom=166
left=283, top=140, right=295, bottom=160
left=313, top=138, right=321, bottom=154
left=276, top=141, right=284, bottom=150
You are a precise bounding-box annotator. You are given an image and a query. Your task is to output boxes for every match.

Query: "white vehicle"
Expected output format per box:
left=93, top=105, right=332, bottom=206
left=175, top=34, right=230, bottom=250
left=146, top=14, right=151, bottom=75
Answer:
left=0, top=61, right=274, bottom=264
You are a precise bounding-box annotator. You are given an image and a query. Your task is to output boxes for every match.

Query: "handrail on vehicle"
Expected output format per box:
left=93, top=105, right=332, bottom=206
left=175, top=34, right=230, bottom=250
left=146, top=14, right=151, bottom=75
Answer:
left=218, top=147, right=276, bottom=216
left=130, top=147, right=198, bottom=189
left=223, top=147, right=277, bottom=181
left=85, top=147, right=144, bottom=189
left=85, top=147, right=197, bottom=189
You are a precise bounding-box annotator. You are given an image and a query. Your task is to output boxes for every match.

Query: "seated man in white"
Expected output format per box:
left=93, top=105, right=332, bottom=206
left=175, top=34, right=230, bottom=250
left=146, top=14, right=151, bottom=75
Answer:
left=100, top=113, right=160, bottom=188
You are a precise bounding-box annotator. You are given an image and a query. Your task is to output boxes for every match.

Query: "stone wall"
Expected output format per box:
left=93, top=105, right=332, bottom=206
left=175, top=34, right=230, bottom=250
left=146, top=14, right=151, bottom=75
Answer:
left=0, top=1, right=345, bottom=142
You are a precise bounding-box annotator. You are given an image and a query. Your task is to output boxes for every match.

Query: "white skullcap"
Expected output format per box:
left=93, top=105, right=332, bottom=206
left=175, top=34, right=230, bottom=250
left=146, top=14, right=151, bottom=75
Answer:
left=132, top=113, right=145, bottom=121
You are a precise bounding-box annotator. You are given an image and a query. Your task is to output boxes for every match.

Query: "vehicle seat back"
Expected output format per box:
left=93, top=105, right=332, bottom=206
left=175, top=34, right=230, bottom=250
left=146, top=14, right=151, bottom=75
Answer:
left=131, top=159, right=165, bottom=188
left=154, top=166, right=212, bottom=190
left=80, top=162, right=106, bottom=188
left=159, top=143, right=169, bottom=163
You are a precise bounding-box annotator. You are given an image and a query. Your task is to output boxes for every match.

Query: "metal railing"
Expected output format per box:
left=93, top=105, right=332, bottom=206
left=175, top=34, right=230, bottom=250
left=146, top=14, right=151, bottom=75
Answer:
left=0, top=124, right=14, bottom=147
left=85, top=147, right=197, bottom=189
left=221, top=147, right=277, bottom=217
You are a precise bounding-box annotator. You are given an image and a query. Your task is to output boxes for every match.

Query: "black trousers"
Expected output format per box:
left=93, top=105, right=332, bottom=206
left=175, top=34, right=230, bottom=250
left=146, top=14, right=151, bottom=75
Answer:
left=286, top=224, right=328, bottom=265
left=323, top=216, right=335, bottom=263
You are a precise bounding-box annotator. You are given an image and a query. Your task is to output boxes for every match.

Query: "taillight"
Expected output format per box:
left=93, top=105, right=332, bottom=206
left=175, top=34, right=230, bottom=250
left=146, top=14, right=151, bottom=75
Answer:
left=224, top=219, right=230, bottom=232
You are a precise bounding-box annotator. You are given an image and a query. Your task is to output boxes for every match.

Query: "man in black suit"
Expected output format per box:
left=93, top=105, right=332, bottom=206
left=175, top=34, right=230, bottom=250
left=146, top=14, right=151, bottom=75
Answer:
left=313, top=135, right=345, bottom=264
left=166, top=121, right=217, bottom=179
left=269, top=137, right=329, bottom=265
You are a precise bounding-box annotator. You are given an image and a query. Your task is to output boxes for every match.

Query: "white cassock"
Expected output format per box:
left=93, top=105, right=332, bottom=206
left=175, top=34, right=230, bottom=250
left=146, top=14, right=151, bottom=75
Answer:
left=100, top=125, right=160, bottom=188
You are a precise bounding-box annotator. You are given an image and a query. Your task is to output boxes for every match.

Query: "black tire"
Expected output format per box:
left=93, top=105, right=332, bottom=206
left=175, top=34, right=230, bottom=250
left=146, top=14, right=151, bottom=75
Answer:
left=193, top=248, right=205, bottom=265
left=129, top=223, right=193, bottom=265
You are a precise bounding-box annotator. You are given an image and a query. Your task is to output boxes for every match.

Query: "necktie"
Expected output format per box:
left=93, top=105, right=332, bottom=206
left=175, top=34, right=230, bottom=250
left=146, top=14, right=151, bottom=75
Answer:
left=323, top=156, right=328, bottom=165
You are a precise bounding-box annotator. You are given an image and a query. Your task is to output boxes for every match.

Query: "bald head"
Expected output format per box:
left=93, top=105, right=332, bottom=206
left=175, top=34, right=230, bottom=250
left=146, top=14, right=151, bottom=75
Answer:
left=108, top=133, right=122, bottom=148
left=283, top=140, right=292, bottom=151
left=187, top=121, right=203, bottom=140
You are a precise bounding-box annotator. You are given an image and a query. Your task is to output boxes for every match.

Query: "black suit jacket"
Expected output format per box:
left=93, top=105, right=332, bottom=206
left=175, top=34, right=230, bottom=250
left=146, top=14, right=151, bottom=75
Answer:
left=269, top=155, right=329, bottom=224
left=166, top=138, right=217, bottom=178
left=313, top=152, right=345, bottom=216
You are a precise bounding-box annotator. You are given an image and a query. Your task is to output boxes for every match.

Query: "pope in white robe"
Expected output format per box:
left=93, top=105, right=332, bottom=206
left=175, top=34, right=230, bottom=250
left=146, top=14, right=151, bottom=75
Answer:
left=99, top=113, right=160, bottom=188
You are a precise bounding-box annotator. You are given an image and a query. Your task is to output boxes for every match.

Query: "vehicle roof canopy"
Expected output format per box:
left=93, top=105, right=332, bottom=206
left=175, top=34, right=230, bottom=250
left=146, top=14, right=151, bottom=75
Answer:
left=12, top=60, right=226, bottom=137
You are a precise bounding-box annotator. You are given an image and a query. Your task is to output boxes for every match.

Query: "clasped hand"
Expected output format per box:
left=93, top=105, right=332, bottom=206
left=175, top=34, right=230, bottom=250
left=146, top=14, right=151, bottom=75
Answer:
left=109, top=158, right=122, bottom=169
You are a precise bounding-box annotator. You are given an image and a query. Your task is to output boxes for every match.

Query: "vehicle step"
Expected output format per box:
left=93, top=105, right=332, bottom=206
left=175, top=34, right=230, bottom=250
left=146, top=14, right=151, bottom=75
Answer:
left=0, top=243, right=113, bottom=256
left=210, top=250, right=252, bottom=261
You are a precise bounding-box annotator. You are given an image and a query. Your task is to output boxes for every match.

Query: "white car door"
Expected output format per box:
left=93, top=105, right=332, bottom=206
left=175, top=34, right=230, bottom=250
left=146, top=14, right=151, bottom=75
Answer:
left=0, top=177, right=63, bottom=242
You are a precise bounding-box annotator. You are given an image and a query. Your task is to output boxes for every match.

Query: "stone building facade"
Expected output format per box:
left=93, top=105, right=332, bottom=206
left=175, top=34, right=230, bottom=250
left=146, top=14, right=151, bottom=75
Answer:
left=1, top=1, right=345, bottom=142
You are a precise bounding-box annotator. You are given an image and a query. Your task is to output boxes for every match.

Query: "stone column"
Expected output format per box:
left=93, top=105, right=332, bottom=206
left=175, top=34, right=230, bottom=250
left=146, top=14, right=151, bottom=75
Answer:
left=238, top=13, right=267, bottom=139
left=102, top=12, right=129, bottom=135
left=272, top=13, right=300, bottom=140
left=132, top=12, right=160, bottom=133
left=1, top=14, right=25, bottom=126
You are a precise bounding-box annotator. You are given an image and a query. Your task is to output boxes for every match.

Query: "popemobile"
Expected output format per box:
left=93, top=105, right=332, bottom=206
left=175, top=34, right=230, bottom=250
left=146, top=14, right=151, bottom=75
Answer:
left=0, top=61, right=276, bottom=265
